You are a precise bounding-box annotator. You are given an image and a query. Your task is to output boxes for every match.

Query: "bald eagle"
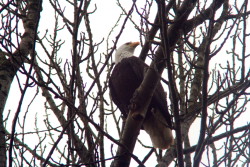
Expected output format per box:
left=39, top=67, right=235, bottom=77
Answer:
left=109, top=42, right=174, bottom=149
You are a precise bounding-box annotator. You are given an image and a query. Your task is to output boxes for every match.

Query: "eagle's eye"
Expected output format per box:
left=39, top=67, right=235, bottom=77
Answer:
left=125, top=42, right=131, bottom=45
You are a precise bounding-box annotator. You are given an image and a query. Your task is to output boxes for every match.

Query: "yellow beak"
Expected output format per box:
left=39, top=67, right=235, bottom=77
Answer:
left=129, top=42, right=140, bottom=47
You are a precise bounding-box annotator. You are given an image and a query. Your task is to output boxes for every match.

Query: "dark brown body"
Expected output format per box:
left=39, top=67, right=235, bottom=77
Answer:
left=109, top=56, right=172, bottom=129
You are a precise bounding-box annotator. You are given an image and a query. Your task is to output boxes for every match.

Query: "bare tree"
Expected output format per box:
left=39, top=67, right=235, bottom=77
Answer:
left=0, top=0, right=249, bottom=167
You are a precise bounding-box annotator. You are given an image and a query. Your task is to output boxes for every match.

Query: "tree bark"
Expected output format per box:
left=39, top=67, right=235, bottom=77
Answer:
left=0, top=1, right=43, bottom=166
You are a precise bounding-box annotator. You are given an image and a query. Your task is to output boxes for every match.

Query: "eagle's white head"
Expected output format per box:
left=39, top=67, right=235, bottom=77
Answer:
left=115, top=42, right=140, bottom=64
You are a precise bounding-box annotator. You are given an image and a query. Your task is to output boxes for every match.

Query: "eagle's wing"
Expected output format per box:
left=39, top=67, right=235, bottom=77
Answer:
left=129, top=57, right=172, bottom=128
left=109, top=56, right=144, bottom=118
left=109, top=77, right=127, bottom=117
left=151, top=84, right=172, bottom=128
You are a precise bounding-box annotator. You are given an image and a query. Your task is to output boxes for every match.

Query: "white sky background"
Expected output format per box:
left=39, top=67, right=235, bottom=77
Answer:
left=3, top=0, right=250, bottom=166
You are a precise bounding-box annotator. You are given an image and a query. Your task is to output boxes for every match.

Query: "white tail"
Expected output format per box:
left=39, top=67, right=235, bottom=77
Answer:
left=143, top=109, right=174, bottom=149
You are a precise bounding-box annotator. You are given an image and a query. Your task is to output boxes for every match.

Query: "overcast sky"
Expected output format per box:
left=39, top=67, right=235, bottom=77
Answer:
left=3, top=0, right=250, bottom=166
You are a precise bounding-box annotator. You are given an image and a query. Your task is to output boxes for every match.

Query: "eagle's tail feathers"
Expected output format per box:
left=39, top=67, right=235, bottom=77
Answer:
left=143, top=109, right=174, bottom=149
